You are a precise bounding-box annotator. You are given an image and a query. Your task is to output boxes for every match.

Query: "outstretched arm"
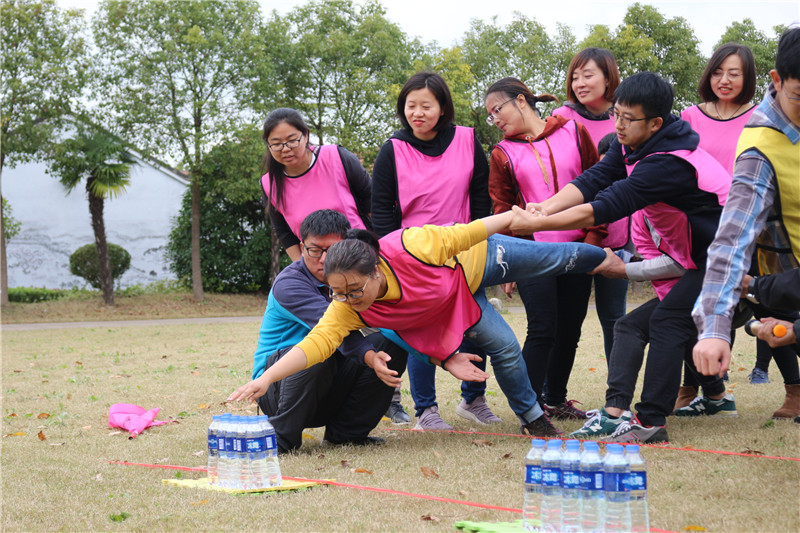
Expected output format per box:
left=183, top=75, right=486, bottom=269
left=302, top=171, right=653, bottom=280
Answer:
left=228, top=346, right=309, bottom=403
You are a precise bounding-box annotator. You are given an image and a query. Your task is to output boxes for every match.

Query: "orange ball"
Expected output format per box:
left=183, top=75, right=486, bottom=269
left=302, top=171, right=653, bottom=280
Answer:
left=773, top=324, right=787, bottom=337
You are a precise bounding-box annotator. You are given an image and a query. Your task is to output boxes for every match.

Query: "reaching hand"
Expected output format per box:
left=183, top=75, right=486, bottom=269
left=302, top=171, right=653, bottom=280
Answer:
left=509, top=205, right=543, bottom=236
left=756, top=318, right=796, bottom=348
left=692, top=338, right=731, bottom=378
left=227, top=376, right=271, bottom=404
left=590, top=247, right=627, bottom=278
left=500, top=282, right=516, bottom=298
left=443, top=352, right=490, bottom=382
left=365, top=350, right=402, bottom=388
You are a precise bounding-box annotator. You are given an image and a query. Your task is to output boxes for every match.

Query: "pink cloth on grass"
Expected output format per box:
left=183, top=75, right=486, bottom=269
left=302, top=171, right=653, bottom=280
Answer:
left=108, top=403, right=169, bottom=438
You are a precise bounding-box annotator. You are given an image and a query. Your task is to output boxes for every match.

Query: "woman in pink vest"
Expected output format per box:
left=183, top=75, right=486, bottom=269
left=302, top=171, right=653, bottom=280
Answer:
left=486, top=77, right=600, bottom=421
left=552, top=47, right=630, bottom=367
left=260, top=108, right=372, bottom=261
left=372, top=72, right=497, bottom=430
left=679, top=43, right=799, bottom=404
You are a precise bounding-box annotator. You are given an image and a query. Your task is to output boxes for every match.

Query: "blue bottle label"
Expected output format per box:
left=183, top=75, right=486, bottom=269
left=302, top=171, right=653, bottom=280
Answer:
left=247, top=436, right=266, bottom=453
left=208, top=433, right=217, bottom=450
left=542, top=466, right=561, bottom=487
left=525, top=464, right=542, bottom=484
left=217, top=436, right=225, bottom=450
left=265, top=434, right=277, bottom=451
left=234, top=437, right=247, bottom=453
left=625, top=471, right=647, bottom=491
left=580, top=470, right=604, bottom=491
left=562, top=468, right=581, bottom=489
left=604, top=471, right=626, bottom=492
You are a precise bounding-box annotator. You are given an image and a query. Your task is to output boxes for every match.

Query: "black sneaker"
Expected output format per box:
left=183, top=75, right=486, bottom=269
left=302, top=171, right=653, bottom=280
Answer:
left=326, top=436, right=386, bottom=447
left=520, top=413, right=563, bottom=437
left=385, top=401, right=411, bottom=425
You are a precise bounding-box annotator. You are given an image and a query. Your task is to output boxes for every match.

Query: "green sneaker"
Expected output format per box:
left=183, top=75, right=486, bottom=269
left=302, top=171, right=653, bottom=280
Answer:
left=674, top=394, right=738, bottom=417
left=568, top=407, right=632, bottom=438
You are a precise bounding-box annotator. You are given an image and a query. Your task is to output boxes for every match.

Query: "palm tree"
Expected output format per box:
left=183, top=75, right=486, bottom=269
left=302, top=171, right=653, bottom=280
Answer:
left=48, top=126, right=135, bottom=305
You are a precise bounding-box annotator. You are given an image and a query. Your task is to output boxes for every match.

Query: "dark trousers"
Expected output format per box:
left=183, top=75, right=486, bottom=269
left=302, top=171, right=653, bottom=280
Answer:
left=517, top=272, right=593, bottom=407
left=257, top=332, right=406, bottom=453
left=605, top=269, right=724, bottom=426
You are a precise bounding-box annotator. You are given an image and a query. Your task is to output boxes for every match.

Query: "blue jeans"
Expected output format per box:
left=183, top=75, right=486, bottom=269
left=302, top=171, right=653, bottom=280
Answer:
left=462, top=235, right=606, bottom=424
left=407, top=338, right=487, bottom=416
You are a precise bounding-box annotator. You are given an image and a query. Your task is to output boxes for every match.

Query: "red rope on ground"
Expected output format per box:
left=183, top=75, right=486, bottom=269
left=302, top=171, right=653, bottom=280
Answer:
left=384, top=427, right=800, bottom=462
left=109, top=460, right=677, bottom=532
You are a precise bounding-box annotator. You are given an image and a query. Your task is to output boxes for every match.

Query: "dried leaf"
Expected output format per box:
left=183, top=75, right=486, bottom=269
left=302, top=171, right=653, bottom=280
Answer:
left=41, top=379, right=49, bottom=383
left=94, top=473, right=104, bottom=481
left=192, top=451, right=205, bottom=457
left=8, top=413, right=17, bottom=418
left=37, top=413, right=50, bottom=419
left=4, top=432, right=26, bottom=437
left=588, top=367, right=597, bottom=372
left=190, top=500, right=209, bottom=506
left=75, top=361, right=82, bottom=365
left=13, top=369, right=22, bottom=373
left=108, top=431, right=122, bottom=437
left=727, top=383, right=738, bottom=390
left=48, top=442, right=65, bottom=446
left=340, top=460, right=351, bottom=468
left=317, top=454, right=326, bottom=459
left=682, top=527, right=707, bottom=532
left=350, top=467, right=372, bottom=474
left=420, top=467, right=439, bottom=479
left=162, top=355, right=168, bottom=359
left=38, top=431, right=46, bottom=441
left=66, top=394, right=71, bottom=400
left=741, top=448, right=764, bottom=455
left=421, top=514, right=440, bottom=522
left=737, top=367, right=746, bottom=371
left=432, top=449, right=441, bottom=458
left=502, top=452, right=513, bottom=459
left=191, top=371, right=201, bottom=376
left=197, top=403, right=210, bottom=410
left=302, top=432, right=318, bottom=441
left=458, top=490, right=469, bottom=496
left=82, top=425, right=92, bottom=430
left=471, top=439, right=494, bottom=447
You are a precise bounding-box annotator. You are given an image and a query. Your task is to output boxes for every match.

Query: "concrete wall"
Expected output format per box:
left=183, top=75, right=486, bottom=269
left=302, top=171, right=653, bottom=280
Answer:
left=3, top=157, right=188, bottom=289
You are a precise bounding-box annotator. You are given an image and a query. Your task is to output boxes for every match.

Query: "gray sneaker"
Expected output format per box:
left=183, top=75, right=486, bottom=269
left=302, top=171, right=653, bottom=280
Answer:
left=601, top=419, right=669, bottom=444
left=413, top=405, right=453, bottom=430
left=385, top=401, right=411, bottom=425
left=456, top=396, right=502, bottom=425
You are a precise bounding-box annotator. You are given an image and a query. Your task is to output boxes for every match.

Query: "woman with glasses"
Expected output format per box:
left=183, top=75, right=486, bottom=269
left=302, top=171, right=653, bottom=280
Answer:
left=261, top=107, right=372, bottom=261
left=552, top=48, right=631, bottom=370
left=229, top=210, right=611, bottom=437
left=371, top=72, right=497, bottom=430
left=485, top=77, right=600, bottom=421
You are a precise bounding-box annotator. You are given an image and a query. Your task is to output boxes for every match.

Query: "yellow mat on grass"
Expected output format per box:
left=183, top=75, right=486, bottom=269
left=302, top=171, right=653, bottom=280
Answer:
left=162, top=477, right=321, bottom=494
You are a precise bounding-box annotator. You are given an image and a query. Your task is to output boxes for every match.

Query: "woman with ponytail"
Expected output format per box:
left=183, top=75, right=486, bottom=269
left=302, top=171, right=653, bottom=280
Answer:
left=229, top=211, right=611, bottom=437
left=261, top=107, right=372, bottom=261
left=485, top=77, right=601, bottom=421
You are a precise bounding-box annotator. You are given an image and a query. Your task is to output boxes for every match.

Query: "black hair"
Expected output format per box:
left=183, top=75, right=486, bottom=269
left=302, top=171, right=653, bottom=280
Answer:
left=396, top=72, right=455, bottom=133
left=261, top=107, right=310, bottom=214
left=299, top=210, right=351, bottom=242
left=485, top=77, right=558, bottom=116
left=698, top=43, right=756, bottom=105
left=566, top=48, right=620, bottom=104
left=613, top=72, right=673, bottom=122
left=324, top=229, right=380, bottom=278
left=776, top=26, right=800, bottom=81
left=597, top=132, right=617, bottom=157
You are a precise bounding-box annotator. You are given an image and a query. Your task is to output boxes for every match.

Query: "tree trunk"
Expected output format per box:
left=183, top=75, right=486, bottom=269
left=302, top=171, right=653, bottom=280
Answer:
left=87, top=176, right=114, bottom=306
left=0, top=156, right=8, bottom=306
left=190, top=175, right=204, bottom=302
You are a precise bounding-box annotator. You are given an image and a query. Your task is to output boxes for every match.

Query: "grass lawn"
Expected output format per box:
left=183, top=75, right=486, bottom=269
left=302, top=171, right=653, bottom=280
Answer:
left=1, top=294, right=798, bottom=532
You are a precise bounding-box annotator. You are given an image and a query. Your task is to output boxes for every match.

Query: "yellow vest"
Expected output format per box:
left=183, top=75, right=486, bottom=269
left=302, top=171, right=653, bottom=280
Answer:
left=736, top=125, right=800, bottom=274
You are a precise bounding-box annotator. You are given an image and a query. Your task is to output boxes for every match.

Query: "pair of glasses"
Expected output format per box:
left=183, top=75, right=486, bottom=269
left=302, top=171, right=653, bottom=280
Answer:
left=268, top=136, right=303, bottom=152
left=710, top=69, right=742, bottom=81
left=330, top=275, right=371, bottom=302
left=608, top=109, right=656, bottom=128
left=486, top=96, right=517, bottom=125
left=304, top=246, right=330, bottom=258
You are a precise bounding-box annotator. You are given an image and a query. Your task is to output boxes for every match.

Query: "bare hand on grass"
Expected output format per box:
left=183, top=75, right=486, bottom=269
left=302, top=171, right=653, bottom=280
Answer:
left=227, top=375, right=272, bottom=403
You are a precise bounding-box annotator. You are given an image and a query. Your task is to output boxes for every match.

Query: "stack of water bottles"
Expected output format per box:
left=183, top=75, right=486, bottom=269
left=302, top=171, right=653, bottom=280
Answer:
left=207, top=414, right=282, bottom=489
left=523, top=438, right=649, bottom=532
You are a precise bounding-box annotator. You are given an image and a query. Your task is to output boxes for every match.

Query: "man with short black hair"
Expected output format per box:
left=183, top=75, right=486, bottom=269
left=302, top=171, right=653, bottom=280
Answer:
left=253, top=209, right=406, bottom=453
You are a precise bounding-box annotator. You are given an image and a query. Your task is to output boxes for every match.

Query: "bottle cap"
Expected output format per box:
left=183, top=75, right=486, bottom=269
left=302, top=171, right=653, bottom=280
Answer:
left=565, top=439, right=581, bottom=451
left=607, top=443, right=623, bottom=453
left=546, top=439, right=563, bottom=449
left=584, top=441, right=599, bottom=451
left=626, top=444, right=640, bottom=454
left=531, top=438, right=545, bottom=448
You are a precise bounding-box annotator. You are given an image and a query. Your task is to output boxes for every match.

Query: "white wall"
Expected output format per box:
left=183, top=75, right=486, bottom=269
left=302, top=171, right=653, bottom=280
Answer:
left=3, top=158, right=188, bottom=289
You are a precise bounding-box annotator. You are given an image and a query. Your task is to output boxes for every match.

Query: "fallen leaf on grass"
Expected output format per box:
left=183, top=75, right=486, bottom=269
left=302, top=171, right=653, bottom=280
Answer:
left=340, top=460, right=351, bottom=468
left=4, top=432, right=26, bottom=437
left=432, top=449, right=441, bottom=458
left=197, top=403, right=210, bottom=410
left=108, top=431, right=122, bottom=437
left=161, top=355, right=168, bottom=359
left=191, top=371, right=201, bottom=376
left=82, top=426, right=92, bottom=430
left=75, top=361, right=82, bottom=365
left=38, top=413, right=50, bottom=419
left=7, top=413, right=17, bottom=418
left=38, top=431, right=46, bottom=441
left=727, top=382, right=738, bottom=390
left=420, top=467, right=439, bottom=479
left=471, top=439, right=494, bottom=447
left=682, top=527, right=706, bottom=531
left=190, top=500, right=209, bottom=506
left=302, top=432, right=318, bottom=441
left=502, top=452, right=513, bottom=459
left=458, top=490, right=469, bottom=496
left=740, top=448, right=764, bottom=455
left=588, top=367, right=597, bottom=372
left=192, top=451, right=205, bottom=457
left=350, top=468, right=372, bottom=474
left=737, top=367, right=746, bottom=371
left=49, top=442, right=65, bottom=446
left=94, top=473, right=103, bottom=482
left=316, top=454, right=325, bottom=459
left=421, top=514, right=440, bottom=522
left=13, top=369, right=22, bottom=373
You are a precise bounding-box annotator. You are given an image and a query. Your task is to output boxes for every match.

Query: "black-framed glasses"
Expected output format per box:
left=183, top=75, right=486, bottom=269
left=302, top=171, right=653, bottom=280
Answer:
left=268, top=136, right=303, bottom=152
left=304, top=246, right=330, bottom=258
left=608, top=109, right=656, bottom=128
left=329, top=275, right=371, bottom=302
left=486, top=96, right=517, bottom=125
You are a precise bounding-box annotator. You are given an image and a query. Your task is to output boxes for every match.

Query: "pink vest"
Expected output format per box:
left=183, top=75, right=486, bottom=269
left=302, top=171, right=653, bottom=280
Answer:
left=497, top=121, right=585, bottom=243
left=358, top=230, right=481, bottom=361
left=392, top=126, right=473, bottom=227
left=681, top=105, right=755, bottom=175
left=626, top=148, right=730, bottom=289
left=261, top=145, right=365, bottom=239
left=630, top=210, right=689, bottom=300
left=552, top=105, right=629, bottom=248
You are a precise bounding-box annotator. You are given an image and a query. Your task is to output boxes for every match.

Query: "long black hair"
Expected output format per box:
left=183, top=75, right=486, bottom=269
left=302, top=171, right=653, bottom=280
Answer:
left=262, top=107, right=310, bottom=213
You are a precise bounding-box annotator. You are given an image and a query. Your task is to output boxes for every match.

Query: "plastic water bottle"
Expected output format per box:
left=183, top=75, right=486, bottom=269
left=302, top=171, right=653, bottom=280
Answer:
left=540, top=439, right=563, bottom=532
left=207, top=415, right=221, bottom=486
left=626, top=444, right=650, bottom=533
left=217, top=414, right=234, bottom=488
left=523, top=439, right=545, bottom=531
left=245, top=418, right=266, bottom=489
left=560, top=440, right=582, bottom=532
left=260, top=415, right=282, bottom=487
left=579, top=441, right=605, bottom=533
left=603, top=443, right=631, bottom=532
left=234, top=416, right=250, bottom=490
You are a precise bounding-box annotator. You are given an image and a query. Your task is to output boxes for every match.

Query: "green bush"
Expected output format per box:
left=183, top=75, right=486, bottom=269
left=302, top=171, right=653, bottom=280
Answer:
left=8, top=287, right=67, bottom=303
left=69, top=243, right=131, bottom=289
